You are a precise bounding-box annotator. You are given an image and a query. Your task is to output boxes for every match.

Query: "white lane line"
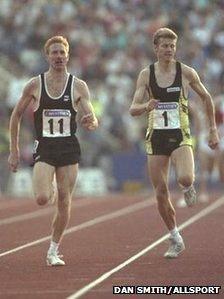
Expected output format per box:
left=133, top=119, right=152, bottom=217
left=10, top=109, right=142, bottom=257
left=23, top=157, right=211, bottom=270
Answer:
left=0, top=195, right=147, bottom=226
left=66, top=196, right=224, bottom=299
left=0, top=208, right=53, bottom=226
left=0, top=200, right=90, bottom=226
left=0, top=199, right=153, bottom=257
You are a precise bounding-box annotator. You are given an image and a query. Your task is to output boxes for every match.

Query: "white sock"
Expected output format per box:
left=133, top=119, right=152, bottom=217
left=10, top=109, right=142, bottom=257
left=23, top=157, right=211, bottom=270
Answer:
left=48, top=241, right=59, bottom=254
left=170, top=227, right=182, bottom=241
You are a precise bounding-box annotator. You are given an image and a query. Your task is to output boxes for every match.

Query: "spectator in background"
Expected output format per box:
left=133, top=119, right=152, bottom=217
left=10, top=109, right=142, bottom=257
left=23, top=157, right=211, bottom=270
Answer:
left=0, top=112, right=9, bottom=194
left=198, top=91, right=224, bottom=201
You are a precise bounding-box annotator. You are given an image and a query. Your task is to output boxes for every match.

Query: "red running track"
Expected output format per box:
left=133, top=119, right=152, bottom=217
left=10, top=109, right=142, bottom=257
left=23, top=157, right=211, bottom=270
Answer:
left=0, top=191, right=223, bottom=299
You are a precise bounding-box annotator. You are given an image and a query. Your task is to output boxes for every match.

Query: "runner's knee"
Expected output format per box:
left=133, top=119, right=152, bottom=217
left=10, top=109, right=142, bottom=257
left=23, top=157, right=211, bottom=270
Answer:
left=178, top=174, right=194, bottom=188
left=57, top=190, right=71, bottom=211
left=57, top=188, right=70, bottom=201
left=36, top=194, right=49, bottom=206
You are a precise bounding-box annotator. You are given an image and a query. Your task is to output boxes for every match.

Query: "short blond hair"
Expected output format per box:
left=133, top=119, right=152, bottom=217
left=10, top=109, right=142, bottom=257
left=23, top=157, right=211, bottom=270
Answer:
left=44, top=36, right=69, bottom=54
left=153, top=28, right=178, bottom=45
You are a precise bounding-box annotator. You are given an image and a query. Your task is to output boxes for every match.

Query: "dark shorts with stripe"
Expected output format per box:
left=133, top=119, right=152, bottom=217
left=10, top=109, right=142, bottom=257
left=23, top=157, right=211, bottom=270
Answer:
left=146, top=129, right=192, bottom=156
left=32, top=137, right=81, bottom=167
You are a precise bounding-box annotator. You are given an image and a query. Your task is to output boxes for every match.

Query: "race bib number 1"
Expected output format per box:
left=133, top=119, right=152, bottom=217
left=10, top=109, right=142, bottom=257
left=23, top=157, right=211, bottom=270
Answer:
left=42, top=109, right=71, bottom=137
left=153, top=102, right=180, bottom=129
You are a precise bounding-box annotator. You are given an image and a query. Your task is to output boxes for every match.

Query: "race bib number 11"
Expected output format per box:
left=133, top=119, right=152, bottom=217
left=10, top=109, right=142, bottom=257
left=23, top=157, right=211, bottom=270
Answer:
left=153, top=102, right=180, bottom=129
left=42, top=109, right=71, bottom=137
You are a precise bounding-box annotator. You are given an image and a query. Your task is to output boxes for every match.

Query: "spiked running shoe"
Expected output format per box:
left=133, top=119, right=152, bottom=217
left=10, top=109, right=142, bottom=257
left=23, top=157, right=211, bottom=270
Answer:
left=184, top=185, right=197, bottom=207
left=164, top=236, right=185, bottom=259
left=46, top=252, right=65, bottom=266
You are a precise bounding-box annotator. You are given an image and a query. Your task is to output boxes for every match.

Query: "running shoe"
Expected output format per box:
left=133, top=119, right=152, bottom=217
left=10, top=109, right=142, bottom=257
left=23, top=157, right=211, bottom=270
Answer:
left=184, top=185, right=197, bottom=207
left=164, top=236, right=185, bottom=259
left=46, top=251, right=65, bottom=266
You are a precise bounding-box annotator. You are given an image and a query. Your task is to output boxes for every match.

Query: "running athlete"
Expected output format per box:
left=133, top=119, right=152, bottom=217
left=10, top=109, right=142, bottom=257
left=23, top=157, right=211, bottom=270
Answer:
left=129, top=28, right=219, bottom=258
left=8, top=36, right=98, bottom=266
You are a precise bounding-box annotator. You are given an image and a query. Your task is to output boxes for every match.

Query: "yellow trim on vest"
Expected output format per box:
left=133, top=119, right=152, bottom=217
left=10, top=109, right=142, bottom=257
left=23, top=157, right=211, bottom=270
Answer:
left=145, top=95, right=192, bottom=154
left=179, top=96, right=192, bottom=146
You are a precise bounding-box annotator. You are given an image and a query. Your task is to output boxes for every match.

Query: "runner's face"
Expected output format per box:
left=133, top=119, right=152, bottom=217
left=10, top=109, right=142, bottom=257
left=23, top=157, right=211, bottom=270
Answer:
left=47, top=43, right=69, bottom=70
left=154, top=38, right=176, bottom=62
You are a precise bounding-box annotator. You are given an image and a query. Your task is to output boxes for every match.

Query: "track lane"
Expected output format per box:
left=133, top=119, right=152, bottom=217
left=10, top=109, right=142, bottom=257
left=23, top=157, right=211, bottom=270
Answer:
left=88, top=199, right=224, bottom=298
left=0, top=193, right=223, bottom=298
left=68, top=196, right=224, bottom=298
left=0, top=197, right=158, bottom=298
left=0, top=195, right=151, bottom=252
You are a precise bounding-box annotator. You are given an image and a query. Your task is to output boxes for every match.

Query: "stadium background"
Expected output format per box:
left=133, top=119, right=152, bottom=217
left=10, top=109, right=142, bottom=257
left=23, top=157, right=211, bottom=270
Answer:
left=0, top=0, right=223, bottom=197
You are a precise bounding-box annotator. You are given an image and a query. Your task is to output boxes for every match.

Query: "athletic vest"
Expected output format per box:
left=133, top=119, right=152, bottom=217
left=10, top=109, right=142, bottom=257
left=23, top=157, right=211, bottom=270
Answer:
left=34, top=73, right=77, bottom=148
left=150, top=61, right=181, bottom=103
left=148, top=61, right=190, bottom=132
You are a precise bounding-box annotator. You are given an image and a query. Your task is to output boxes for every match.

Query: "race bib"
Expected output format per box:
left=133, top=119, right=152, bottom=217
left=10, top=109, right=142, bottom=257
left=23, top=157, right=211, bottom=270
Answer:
left=42, top=109, right=71, bottom=137
left=153, top=102, right=180, bottom=129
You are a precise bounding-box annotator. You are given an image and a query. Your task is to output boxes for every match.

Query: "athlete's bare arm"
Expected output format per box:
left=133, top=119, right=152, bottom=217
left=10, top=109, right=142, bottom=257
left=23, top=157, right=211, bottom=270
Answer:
left=183, top=65, right=219, bottom=149
left=73, top=78, right=98, bottom=130
left=8, top=77, right=39, bottom=172
left=129, top=68, right=159, bottom=116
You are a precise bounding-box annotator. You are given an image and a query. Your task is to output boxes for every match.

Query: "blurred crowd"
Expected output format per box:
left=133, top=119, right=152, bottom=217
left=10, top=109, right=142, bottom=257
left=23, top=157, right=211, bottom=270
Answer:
left=0, top=0, right=224, bottom=192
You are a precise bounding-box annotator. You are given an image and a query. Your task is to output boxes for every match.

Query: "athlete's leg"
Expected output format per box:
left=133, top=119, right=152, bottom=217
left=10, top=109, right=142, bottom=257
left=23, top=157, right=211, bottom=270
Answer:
left=46, top=163, right=78, bottom=266
left=171, top=146, right=196, bottom=206
left=147, top=155, right=175, bottom=230
left=52, top=163, right=78, bottom=243
left=148, top=155, right=185, bottom=258
left=33, top=162, right=55, bottom=205
left=171, top=145, right=195, bottom=188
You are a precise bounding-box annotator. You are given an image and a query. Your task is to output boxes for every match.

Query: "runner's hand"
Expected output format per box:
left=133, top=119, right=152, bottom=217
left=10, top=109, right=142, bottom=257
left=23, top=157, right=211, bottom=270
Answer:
left=208, top=128, right=219, bottom=149
left=81, top=113, right=98, bottom=130
left=146, top=99, right=160, bottom=112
